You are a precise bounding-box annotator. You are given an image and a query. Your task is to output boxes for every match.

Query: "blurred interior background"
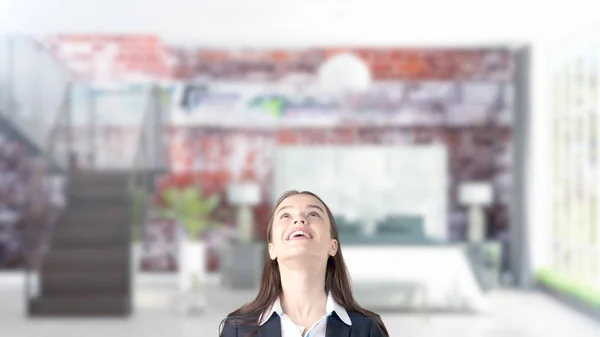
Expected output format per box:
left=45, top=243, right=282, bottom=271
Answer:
left=0, top=1, right=599, bottom=336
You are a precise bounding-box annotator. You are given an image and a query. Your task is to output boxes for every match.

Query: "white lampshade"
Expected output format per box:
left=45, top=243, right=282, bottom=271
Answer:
left=317, top=53, right=372, bottom=94
left=227, top=182, right=262, bottom=206
left=459, top=182, right=493, bottom=206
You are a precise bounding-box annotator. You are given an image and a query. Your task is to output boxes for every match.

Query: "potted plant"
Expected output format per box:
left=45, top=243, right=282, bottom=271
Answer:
left=155, top=185, right=221, bottom=301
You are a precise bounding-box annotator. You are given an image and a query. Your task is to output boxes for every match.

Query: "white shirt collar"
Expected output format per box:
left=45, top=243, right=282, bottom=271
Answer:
left=259, top=293, right=352, bottom=326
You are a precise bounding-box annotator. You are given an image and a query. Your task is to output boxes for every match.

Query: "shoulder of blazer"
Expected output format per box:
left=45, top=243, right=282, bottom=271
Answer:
left=220, top=315, right=237, bottom=337
left=221, top=312, right=262, bottom=337
left=344, top=311, right=386, bottom=336
left=346, top=310, right=380, bottom=322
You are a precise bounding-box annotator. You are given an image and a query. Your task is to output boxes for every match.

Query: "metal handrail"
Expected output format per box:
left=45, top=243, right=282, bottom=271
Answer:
left=128, top=85, right=156, bottom=192
left=127, top=84, right=166, bottom=247
left=45, top=83, right=73, bottom=171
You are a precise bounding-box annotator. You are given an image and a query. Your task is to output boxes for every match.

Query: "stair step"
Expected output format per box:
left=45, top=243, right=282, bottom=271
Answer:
left=44, top=247, right=129, bottom=272
left=70, top=171, right=130, bottom=187
left=68, top=184, right=129, bottom=197
left=52, top=234, right=129, bottom=248
left=42, top=272, right=128, bottom=295
left=59, top=203, right=129, bottom=218
left=30, top=296, right=130, bottom=317
left=53, top=220, right=128, bottom=241
left=67, top=187, right=130, bottom=206
left=54, top=224, right=128, bottom=236
left=56, top=214, right=129, bottom=231
left=44, top=254, right=129, bottom=273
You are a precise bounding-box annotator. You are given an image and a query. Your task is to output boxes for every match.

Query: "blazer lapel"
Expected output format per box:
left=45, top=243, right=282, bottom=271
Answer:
left=258, top=314, right=282, bottom=337
left=326, top=314, right=351, bottom=337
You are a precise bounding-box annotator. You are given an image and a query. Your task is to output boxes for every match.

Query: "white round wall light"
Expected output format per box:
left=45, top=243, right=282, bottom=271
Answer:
left=317, top=52, right=372, bottom=94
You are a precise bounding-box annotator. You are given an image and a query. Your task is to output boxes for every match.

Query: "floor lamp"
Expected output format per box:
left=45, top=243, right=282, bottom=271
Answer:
left=459, top=182, right=493, bottom=243
left=227, top=182, right=261, bottom=242
left=225, top=182, right=263, bottom=289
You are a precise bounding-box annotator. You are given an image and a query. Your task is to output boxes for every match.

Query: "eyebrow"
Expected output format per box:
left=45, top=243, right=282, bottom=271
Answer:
left=307, top=205, right=325, bottom=214
left=276, top=204, right=325, bottom=215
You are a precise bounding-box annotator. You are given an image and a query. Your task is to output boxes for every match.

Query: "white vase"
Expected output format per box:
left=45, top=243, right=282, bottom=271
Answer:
left=131, top=242, right=141, bottom=285
left=177, top=240, right=207, bottom=313
left=178, top=240, right=206, bottom=292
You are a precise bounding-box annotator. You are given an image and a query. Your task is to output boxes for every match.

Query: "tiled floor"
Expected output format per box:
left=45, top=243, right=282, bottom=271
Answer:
left=1, top=275, right=599, bottom=337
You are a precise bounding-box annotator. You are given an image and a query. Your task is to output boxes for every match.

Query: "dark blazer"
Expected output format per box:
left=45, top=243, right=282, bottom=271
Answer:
left=220, top=310, right=387, bottom=337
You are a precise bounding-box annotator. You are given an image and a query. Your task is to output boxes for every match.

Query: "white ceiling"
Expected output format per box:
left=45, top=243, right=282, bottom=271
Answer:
left=1, top=0, right=599, bottom=47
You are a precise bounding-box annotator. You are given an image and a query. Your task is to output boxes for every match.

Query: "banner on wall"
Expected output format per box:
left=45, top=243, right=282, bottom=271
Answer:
left=169, top=80, right=512, bottom=128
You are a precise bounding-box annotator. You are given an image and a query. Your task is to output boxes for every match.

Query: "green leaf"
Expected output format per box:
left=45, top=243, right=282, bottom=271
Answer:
left=156, top=186, right=221, bottom=239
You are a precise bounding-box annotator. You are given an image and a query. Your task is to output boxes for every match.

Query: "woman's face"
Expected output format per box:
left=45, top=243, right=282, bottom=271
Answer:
left=268, top=194, right=338, bottom=263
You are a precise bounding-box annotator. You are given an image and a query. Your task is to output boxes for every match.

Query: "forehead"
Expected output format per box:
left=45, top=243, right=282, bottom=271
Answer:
left=276, top=194, right=325, bottom=211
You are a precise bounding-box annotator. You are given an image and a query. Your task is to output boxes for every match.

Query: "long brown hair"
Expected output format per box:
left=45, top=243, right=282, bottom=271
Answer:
left=219, top=190, right=389, bottom=337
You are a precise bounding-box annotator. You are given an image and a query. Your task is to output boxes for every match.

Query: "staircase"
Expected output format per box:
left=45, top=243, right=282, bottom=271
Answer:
left=30, top=171, right=132, bottom=317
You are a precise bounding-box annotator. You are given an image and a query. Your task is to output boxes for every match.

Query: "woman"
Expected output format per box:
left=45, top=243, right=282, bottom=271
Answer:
left=219, top=190, right=389, bottom=337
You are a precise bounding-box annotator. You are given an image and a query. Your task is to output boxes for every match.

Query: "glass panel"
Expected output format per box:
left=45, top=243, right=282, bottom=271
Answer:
left=0, top=36, right=72, bottom=150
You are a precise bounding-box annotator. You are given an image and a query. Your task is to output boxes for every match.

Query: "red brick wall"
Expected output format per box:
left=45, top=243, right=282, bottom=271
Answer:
left=171, top=47, right=512, bottom=81
left=46, top=34, right=172, bottom=81
left=45, top=34, right=513, bottom=82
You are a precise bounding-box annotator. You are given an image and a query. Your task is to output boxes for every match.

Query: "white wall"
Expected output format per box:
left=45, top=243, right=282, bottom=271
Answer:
left=1, top=0, right=599, bottom=47
left=3, top=0, right=600, bottom=273
left=273, top=145, right=448, bottom=239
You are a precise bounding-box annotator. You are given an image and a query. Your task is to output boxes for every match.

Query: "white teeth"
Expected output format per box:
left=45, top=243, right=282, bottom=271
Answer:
left=288, top=230, right=311, bottom=240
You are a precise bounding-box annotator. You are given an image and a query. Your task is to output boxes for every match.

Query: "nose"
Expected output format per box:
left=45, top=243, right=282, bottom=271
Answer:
left=293, top=216, right=306, bottom=225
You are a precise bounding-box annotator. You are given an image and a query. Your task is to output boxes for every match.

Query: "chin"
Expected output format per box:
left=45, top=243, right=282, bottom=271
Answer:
left=278, top=251, right=324, bottom=265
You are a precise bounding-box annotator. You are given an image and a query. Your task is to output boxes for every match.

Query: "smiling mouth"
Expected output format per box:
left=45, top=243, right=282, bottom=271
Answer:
left=287, top=230, right=312, bottom=240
